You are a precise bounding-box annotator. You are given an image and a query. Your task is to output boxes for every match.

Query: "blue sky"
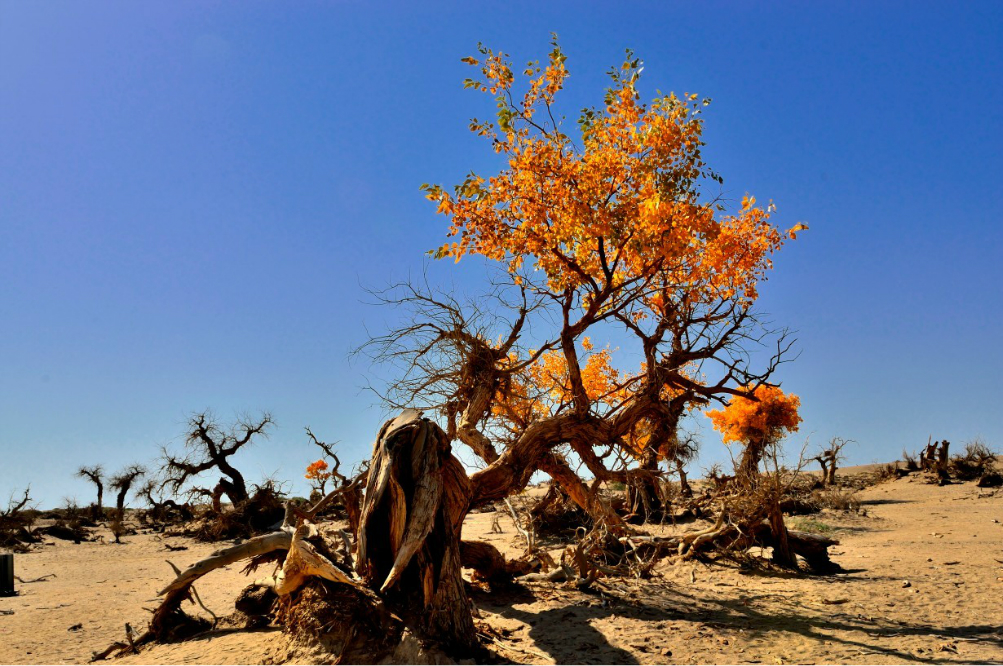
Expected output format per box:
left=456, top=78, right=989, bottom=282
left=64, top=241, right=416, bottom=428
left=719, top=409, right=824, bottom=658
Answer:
left=2, top=1, right=1001, bottom=508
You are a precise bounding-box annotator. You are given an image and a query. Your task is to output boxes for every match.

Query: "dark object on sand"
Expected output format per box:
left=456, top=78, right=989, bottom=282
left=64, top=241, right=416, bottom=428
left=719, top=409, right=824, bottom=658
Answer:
left=0, top=554, right=14, bottom=596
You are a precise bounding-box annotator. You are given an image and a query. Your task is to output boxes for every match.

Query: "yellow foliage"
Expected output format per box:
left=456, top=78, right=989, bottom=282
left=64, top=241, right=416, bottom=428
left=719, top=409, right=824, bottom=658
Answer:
left=705, top=385, right=801, bottom=446
left=424, top=41, right=788, bottom=311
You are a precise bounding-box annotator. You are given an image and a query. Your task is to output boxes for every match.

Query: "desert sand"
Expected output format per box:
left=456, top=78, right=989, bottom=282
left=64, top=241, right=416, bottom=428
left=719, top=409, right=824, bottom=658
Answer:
left=1, top=472, right=1001, bottom=665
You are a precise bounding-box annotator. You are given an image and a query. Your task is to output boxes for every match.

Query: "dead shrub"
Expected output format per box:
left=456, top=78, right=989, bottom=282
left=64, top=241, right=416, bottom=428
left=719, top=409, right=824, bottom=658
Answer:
left=0, top=489, right=39, bottom=552
left=902, top=450, right=919, bottom=471
left=175, top=481, right=287, bottom=542
left=813, top=487, right=860, bottom=512
left=874, top=462, right=904, bottom=483
left=950, top=438, right=998, bottom=481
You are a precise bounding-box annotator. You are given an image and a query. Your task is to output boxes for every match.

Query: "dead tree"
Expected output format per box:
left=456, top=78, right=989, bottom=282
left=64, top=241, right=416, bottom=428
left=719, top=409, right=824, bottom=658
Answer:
left=921, top=437, right=938, bottom=470
left=814, top=437, right=852, bottom=486
left=109, top=465, right=145, bottom=542
left=937, top=440, right=950, bottom=471
left=137, top=479, right=192, bottom=525
left=76, top=465, right=105, bottom=520
left=162, top=411, right=273, bottom=509
left=304, top=427, right=366, bottom=530
left=111, top=465, right=146, bottom=520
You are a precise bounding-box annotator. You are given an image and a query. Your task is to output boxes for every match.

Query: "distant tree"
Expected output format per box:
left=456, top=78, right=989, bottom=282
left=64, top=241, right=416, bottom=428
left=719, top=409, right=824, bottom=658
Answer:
left=815, top=437, right=852, bottom=486
left=76, top=465, right=105, bottom=520
left=109, top=465, right=145, bottom=543
left=162, top=411, right=273, bottom=510
left=110, top=465, right=146, bottom=520
left=304, top=460, right=331, bottom=497
left=706, top=384, right=802, bottom=484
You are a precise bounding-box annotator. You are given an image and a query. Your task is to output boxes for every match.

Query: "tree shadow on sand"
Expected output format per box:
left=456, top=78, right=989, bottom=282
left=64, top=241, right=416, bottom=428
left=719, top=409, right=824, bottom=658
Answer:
left=473, top=585, right=644, bottom=664
left=473, top=574, right=1001, bottom=665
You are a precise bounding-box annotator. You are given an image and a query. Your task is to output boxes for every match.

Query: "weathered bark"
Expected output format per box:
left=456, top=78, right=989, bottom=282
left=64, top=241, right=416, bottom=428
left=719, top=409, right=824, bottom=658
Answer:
left=538, top=454, right=626, bottom=533
left=767, top=499, right=796, bottom=568
left=676, top=459, right=693, bottom=498
left=625, top=450, right=663, bottom=523
left=738, top=438, right=767, bottom=483
left=937, top=440, right=950, bottom=472
left=356, top=410, right=477, bottom=653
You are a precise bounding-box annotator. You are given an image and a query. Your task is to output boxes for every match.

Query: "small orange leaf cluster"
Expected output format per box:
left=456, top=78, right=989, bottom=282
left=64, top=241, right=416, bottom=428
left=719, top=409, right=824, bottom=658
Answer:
left=304, top=459, right=330, bottom=481
left=705, top=385, right=802, bottom=446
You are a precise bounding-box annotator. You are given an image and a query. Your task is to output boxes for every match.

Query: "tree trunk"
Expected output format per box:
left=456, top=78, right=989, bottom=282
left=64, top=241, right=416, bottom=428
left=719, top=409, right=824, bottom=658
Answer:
left=94, top=485, right=104, bottom=521
left=817, top=457, right=830, bottom=486
left=538, top=455, right=626, bottom=533
left=626, top=451, right=664, bottom=523
left=937, top=441, right=950, bottom=472
left=738, top=438, right=766, bottom=484
left=211, top=483, right=225, bottom=514
left=115, top=489, right=128, bottom=522
left=768, top=498, right=796, bottom=568
left=825, top=457, right=837, bottom=486
left=214, top=476, right=246, bottom=508
left=356, top=410, right=478, bottom=653
left=675, top=459, right=692, bottom=499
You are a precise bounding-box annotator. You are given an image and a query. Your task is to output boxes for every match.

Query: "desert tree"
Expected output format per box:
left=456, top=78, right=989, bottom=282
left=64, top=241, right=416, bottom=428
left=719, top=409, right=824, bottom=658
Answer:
left=706, top=385, right=802, bottom=566
left=304, top=460, right=332, bottom=497
left=108, top=465, right=145, bottom=543
left=706, top=385, right=802, bottom=485
left=146, top=41, right=804, bottom=657
left=360, top=40, right=798, bottom=644
left=110, top=465, right=146, bottom=519
left=0, top=488, right=37, bottom=551
left=304, top=427, right=348, bottom=497
left=76, top=465, right=105, bottom=520
left=814, top=436, right=852, bottom=486
left=161, top=411, right=273, bottom=511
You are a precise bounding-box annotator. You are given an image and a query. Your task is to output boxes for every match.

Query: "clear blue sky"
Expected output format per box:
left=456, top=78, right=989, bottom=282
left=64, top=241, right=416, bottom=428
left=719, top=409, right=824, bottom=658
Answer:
left=2, top=1, right=1001, bottom=508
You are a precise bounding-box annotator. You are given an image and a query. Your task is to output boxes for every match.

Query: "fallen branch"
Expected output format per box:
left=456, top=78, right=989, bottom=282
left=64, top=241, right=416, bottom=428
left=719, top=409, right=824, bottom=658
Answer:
left=158, top=530, right=292, bottom=597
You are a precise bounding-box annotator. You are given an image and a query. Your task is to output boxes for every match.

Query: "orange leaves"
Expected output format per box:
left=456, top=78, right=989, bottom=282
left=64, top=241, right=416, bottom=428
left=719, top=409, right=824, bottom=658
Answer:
left=705, top=385, right=802, bottom=446
left=492, top=340, right=635, bottom=422
left=426, top=41, right=791, bottom=314
left=305, top=459, right=330, bottom=481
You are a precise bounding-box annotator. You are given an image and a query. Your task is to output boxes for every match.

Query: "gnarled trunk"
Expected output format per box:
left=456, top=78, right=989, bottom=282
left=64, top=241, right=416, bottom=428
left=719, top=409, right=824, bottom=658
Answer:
left=625, top=451, right=664, bottom=523
left=356, top=410, right=477, bottom=652
left=675, top=458, right=692, bottom=498
left=738, top=437, right=767, bottom=484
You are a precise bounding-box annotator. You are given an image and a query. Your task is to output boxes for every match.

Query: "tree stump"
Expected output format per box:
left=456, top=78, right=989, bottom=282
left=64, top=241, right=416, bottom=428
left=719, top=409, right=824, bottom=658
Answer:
left=356, top=409, right=478, bottom=654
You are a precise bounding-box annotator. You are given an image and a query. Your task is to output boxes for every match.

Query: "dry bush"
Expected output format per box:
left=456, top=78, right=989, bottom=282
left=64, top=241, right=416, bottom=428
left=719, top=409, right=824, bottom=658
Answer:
left=873, top=462, right=906, bottom=483
left=779, top=475, right=823, bottom=515
left=176, top=481, right=287, bottom=542
left=902, top=450, right=919, bottom=471
left=950, top=438, right=998, bottom=481
left=528, top=485, right=593, bottom=541
left=36, top=501, right=97, bottom=544
left=0, top=489, right=40, bottom=552
left=812, top=486, right=861, bottom=512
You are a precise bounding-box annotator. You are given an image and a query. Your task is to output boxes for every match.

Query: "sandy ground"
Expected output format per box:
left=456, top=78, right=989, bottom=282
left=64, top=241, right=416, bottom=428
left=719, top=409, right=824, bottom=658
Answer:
left=1, top=473, right=1001, bottom=665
